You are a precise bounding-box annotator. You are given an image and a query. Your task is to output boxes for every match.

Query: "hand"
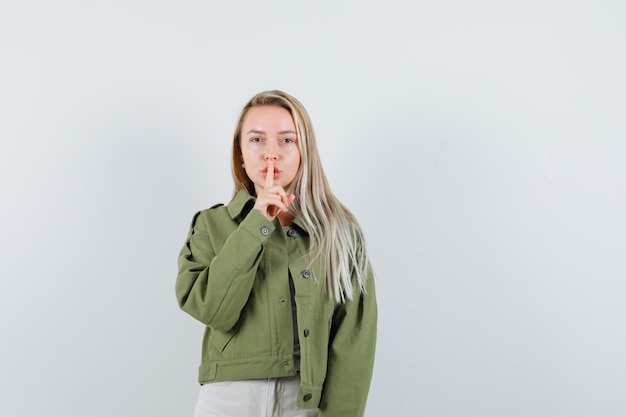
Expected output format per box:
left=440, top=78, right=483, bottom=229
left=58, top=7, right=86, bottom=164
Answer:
left=253, top=161, right=295, bottom=221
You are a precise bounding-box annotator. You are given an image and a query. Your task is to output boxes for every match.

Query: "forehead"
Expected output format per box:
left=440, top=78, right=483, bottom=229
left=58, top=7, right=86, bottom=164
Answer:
left=242, top=105, right=295, bottom=132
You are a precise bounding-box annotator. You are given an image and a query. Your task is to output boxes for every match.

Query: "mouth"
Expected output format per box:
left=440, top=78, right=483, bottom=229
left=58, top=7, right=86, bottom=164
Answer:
left=261, top=167, right=281, bottom=179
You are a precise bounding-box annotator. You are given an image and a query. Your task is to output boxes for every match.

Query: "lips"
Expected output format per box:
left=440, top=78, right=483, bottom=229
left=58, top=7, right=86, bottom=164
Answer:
left=261, top=167, right=280, bottom=179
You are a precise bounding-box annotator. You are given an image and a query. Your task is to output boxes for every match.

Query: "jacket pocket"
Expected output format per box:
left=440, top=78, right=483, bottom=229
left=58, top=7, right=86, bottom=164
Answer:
left=210, top=321, right=241, bottom=352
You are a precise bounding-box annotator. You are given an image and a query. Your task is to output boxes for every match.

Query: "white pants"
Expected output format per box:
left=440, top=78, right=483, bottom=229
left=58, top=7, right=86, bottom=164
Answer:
left=194, top=375, right=319, bottom=417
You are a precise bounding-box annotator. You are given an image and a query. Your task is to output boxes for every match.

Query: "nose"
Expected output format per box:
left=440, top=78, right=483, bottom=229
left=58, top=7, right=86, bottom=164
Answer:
left=264, top=141, right=279, bottom=160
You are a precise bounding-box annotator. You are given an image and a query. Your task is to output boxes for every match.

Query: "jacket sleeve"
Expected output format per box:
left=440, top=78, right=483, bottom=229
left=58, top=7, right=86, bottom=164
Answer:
left=175, top=208, right=275, bottom=331
left=318, top=265, right=378, bottom=417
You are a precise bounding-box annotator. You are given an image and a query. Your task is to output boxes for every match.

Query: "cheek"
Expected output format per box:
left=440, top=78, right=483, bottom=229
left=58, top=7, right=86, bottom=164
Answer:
left=291, top=149, right=301, bottom=166
left=289, top=155, right=301, bottom=178
left=240, top=147, right=255, bottom=163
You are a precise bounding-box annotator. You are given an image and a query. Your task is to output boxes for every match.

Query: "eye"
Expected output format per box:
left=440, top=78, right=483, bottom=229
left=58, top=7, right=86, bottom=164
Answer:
left=250, top=137, right=262, bottom=143
left=282, top=137, right=295, bottom=144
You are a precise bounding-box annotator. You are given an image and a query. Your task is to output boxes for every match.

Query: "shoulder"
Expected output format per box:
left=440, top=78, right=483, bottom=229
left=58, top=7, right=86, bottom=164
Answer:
left=192, top=202, right=225, bottom=217
left=187, top=203, right=229, bottom=232
left=188, top=190, right=254, bottom=232
left=204, top=202, right=226, bottom=213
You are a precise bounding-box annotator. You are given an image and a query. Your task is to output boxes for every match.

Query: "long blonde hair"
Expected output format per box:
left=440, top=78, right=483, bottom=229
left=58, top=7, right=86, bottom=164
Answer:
left=231, top=90, right=370, bottom=303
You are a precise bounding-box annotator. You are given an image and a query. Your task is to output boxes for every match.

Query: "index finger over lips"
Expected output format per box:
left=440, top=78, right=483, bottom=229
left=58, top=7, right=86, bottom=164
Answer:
left=265, top=160, right=274, bottom=189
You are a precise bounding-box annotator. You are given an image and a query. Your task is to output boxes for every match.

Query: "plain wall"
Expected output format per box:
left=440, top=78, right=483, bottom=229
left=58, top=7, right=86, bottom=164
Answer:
left=1, top=1, right=625, bottom=416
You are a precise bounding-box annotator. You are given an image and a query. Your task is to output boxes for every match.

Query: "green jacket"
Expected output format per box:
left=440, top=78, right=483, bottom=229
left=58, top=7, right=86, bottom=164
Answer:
left=176, top=189, right=377, bottom=416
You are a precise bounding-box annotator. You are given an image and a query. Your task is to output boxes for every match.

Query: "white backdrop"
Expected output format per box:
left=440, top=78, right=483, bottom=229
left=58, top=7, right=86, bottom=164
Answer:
left=1, top=1, right=625, bottom=416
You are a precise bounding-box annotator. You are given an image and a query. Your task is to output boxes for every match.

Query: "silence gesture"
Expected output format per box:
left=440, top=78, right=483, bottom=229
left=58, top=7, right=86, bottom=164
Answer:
left=253, top=160, right=295, bottom=221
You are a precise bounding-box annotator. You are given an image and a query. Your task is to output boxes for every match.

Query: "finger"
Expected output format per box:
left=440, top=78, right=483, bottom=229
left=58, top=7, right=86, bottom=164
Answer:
left=265, top=160, right=274, bottom=189
left=275, top=189, right=293, bottom=209
left=262, top=191, right=288, bottom=217
left=268, top=200, right=288, bottom=217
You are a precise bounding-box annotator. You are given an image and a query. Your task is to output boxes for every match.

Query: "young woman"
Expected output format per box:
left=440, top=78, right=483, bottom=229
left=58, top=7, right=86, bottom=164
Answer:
left=176, top=90, right=377, bottom=417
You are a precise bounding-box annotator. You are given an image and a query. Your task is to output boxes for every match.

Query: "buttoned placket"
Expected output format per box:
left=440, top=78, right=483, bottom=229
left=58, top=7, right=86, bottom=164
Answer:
left=284, top=223, right=316, bottom=405
left=263, top=222, right=295, bottom=374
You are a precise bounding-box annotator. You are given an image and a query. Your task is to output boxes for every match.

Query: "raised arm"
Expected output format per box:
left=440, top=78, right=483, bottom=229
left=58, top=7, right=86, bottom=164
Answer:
left=175, top=208, right=275, bottom=331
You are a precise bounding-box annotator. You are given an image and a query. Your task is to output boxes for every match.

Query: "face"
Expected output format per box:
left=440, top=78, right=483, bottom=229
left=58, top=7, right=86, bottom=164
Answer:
left=240, top=105, right=301, bottom=194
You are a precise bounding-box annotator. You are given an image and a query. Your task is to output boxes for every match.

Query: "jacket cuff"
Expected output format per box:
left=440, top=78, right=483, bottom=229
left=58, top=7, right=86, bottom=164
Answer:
left=238, top=209, right=275, bottom=241
left=296, top=384, right=322, bottom=408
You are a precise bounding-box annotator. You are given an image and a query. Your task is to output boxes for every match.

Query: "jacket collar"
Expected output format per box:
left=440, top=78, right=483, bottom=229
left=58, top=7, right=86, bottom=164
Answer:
left=227, top=188, right=309, bottom=234
left=227, top=189, right=256, bottom=220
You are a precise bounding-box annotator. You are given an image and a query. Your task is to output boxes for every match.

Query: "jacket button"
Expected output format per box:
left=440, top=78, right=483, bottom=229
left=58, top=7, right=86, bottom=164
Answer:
left=287, top=229, right=297, bottom=237
left=303, top=393, right=312, bottom=401
left=303, top=328, right=310, bottom=337
left=302, top=270, right=311, bottom=279
left=260, top=227, right=270, bottom=236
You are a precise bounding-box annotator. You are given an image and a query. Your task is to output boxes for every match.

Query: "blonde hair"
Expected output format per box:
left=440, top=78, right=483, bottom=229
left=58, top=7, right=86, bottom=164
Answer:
left=231, top=90, right=370, bottom=303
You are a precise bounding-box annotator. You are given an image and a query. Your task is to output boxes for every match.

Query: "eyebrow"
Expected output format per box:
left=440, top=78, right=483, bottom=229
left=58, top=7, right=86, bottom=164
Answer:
left=245, top=129, right=297, bottom=135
